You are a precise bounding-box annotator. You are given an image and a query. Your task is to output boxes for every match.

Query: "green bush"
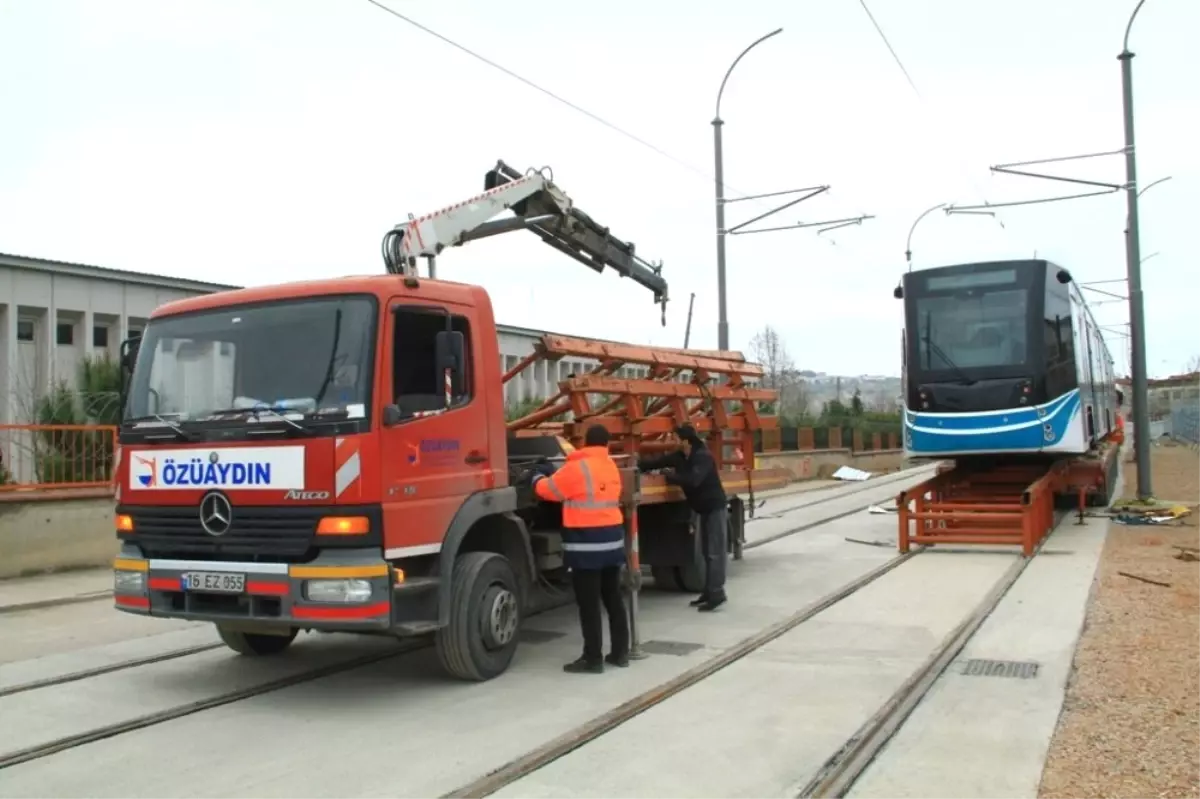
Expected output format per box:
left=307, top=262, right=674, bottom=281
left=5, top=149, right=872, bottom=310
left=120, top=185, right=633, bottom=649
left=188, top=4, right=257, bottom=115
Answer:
left=32, top=355, right=122, bottom=485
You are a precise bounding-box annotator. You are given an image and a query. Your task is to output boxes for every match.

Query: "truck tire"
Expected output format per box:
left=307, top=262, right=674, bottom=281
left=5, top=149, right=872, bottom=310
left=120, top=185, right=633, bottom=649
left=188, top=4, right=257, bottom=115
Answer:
left=651, top=566, right=681, bottom=591
left=435, top=551, right=521, bottom=682
left=216, top=625, right=297, bottom=656
left=675, top=563, right=705, bottom=594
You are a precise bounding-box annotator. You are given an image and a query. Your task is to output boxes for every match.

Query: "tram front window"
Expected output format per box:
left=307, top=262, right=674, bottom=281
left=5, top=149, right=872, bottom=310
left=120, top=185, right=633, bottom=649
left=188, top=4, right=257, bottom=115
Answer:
left=915, top=288, right=1029, bottom=372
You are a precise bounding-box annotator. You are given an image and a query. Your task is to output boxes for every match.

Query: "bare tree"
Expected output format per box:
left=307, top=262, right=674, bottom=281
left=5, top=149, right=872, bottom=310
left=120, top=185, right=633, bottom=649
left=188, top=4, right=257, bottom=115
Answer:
left=748, top=325, right=795, bottom=391
left=1185, top=354, right=1200, bottom=375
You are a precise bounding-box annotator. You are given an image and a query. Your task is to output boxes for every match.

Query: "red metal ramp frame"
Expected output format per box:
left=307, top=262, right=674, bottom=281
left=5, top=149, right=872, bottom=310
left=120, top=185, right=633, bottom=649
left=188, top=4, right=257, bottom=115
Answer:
left=896, top=442, right=1119, bottom=557
left=505, top=334, right=787, bottom=493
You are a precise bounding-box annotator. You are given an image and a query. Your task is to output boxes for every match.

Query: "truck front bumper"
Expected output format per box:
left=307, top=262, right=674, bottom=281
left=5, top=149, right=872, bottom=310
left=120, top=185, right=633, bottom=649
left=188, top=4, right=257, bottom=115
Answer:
left=112, top=545, right=397, bottom=632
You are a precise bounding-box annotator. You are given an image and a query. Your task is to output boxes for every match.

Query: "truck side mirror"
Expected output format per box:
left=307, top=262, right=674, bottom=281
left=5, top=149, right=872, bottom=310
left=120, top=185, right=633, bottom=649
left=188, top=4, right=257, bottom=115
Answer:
left=382, top=404, right=404, bottom=427
left=435, top=330, right=466, bottom=404
left=118, top=337, right=141, bottom=418
left=119, top=336, right=140, bottom=376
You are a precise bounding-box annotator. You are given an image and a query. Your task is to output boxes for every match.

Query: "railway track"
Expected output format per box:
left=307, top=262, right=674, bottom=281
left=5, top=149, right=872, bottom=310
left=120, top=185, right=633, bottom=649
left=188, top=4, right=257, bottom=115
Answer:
left=444, top=511, right=1063, bottom=799
left=0, top=468, right=930, bottom=774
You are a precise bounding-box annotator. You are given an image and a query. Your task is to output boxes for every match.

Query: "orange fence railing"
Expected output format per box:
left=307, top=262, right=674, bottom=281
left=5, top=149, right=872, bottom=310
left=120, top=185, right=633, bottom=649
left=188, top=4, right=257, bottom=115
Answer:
left=0, top=424, right=118, bottom=493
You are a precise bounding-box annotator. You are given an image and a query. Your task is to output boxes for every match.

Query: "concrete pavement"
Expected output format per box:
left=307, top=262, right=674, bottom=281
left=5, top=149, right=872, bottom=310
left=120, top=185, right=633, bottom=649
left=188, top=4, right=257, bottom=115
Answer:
left=0, top=477, right=927, bottom=798
left=846, top=513, right=1110, bottom=798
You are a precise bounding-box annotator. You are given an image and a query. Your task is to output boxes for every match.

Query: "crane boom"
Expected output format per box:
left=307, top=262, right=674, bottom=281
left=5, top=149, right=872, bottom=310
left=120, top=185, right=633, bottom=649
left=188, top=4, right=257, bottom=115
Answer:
left=381, top=160, right=669, bottom=323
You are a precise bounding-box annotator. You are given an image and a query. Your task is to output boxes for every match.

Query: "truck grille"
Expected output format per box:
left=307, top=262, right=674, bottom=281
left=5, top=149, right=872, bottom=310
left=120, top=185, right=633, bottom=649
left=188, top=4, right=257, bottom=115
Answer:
left=120, top=505, right=322, bottom=561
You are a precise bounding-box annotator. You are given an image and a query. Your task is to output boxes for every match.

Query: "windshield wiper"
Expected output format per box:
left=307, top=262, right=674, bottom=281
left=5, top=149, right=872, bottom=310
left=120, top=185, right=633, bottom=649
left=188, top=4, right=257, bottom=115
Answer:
left=201, top=406, right=312, bottom=435
left=922, top=311, right=975, bottom=385
left=123, top=413, right=198, bottom=441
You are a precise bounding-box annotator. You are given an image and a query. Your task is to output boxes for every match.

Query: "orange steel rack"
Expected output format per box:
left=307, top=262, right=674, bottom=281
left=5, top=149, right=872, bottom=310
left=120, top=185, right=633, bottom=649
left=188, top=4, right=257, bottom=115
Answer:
left=897, top=441, right=1120, bottom=557
left=504, top=334, right=790, bottom=497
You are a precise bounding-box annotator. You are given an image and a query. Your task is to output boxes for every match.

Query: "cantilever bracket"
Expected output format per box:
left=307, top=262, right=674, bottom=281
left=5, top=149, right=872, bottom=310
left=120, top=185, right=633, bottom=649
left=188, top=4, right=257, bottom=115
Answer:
left=725, top=186, right=829, bottom=235
left=989, top=148, right=1129, bottom=193
left=732, top=214, right=874, bottom=237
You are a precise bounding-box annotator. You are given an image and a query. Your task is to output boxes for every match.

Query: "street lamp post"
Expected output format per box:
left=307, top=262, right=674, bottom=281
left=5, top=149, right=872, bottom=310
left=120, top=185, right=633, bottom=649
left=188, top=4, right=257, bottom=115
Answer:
left=905, top=204, right=945, bottom=271
left=713, top=28, right=782, bottom=351
left=1119, top=0, right=1154, bottom=499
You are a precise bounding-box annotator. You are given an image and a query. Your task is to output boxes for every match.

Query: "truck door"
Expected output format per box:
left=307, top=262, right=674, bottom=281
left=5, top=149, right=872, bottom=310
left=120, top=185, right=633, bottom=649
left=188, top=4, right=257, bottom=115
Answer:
left=379, top=303, right=492, bottom=559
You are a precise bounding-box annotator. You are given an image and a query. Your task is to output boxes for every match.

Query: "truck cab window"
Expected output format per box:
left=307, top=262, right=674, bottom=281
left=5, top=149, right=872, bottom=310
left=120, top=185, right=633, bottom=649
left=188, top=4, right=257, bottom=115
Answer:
left=392, top=308, right=472, bottom=416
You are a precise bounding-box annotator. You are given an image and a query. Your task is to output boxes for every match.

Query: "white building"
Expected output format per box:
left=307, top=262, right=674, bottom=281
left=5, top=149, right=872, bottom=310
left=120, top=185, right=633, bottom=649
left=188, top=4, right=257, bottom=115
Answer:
left=0, top=253, right=628, bottom=424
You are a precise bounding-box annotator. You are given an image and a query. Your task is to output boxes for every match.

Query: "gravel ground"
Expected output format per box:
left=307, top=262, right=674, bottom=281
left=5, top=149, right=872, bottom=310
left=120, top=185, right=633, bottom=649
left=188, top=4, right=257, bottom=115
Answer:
left=1040, top=442, right=1200, bottom=799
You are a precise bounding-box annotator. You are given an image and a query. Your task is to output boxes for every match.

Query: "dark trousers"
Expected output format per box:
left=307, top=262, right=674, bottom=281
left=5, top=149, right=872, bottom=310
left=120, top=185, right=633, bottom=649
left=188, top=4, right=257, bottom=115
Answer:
left=571, top=566, right=629, bottom=662
left=698, top=508, right=728, bottom=599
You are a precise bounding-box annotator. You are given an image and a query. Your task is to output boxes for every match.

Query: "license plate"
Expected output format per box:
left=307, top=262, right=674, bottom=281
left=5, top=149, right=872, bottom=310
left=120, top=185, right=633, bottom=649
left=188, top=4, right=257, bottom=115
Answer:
left=182, top=571, right=246, bottom=594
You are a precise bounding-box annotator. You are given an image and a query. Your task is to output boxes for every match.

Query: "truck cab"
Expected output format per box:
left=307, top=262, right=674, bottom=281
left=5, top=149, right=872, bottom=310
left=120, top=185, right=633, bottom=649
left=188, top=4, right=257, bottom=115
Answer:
left=115, top=274, right=540, bottom=679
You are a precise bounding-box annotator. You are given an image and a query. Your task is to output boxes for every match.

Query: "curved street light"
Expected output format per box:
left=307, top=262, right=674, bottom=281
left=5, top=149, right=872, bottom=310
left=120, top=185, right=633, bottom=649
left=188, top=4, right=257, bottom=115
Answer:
left=712, top=28, right=783, bottom=351
left=905, top=203, right=945, bottom=271
left=1138, top=175, right=1172, bottom=197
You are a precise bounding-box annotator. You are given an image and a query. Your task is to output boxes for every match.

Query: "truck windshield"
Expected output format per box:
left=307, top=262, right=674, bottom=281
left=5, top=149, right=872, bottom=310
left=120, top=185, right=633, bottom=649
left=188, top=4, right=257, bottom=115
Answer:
left=125, top=296, right=376, bottom=424
left=915, top=288, right=1028, bottom=371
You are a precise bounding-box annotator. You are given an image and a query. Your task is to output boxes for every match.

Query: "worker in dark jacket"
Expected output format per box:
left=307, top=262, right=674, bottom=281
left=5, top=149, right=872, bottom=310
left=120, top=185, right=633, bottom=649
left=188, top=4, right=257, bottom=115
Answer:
left=532, top=424, right=630, bottom=673
left=637, top=424, right=728, bottom=611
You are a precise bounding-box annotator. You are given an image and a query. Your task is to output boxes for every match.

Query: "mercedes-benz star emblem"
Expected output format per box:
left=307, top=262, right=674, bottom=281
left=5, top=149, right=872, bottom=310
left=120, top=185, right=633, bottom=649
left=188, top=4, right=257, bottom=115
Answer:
left=199, top=492, right=232, bottom=537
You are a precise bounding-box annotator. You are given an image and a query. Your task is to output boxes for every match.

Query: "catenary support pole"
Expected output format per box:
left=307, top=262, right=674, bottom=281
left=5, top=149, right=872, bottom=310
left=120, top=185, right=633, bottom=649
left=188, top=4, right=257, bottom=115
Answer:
left=1120, top=0, right=1153, bottom=499
left=713, top=28, right=782, bottom=351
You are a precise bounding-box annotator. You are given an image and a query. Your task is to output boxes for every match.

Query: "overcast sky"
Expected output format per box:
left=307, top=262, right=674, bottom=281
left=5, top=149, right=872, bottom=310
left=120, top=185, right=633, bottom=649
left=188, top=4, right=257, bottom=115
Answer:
left=1, top=0, right=1196, bottom=377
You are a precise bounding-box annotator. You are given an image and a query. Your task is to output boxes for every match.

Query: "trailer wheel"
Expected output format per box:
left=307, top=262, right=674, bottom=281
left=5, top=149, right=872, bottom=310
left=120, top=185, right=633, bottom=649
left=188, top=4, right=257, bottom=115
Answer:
left=435, top=551, right=521, bottom=682
left=729, top=498, right=746, bottom=561
left=216, top=625, right=297, bottom=656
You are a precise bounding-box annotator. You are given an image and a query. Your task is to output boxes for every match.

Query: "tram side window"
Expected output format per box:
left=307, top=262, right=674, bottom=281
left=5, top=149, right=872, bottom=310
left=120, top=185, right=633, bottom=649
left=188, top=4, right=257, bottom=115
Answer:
left=1044, top=287, right=1075, bottom=396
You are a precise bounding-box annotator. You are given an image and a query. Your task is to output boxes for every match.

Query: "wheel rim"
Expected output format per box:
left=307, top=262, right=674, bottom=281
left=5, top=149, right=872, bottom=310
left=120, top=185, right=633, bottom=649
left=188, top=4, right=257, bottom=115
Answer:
left=481, top=585, right=518, bottom=649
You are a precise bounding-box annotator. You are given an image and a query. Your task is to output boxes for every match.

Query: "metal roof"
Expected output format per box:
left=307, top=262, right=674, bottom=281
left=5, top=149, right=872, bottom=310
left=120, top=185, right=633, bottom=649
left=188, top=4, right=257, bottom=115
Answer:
left=0, top=251, right=561, bottom=340
left=0, top=251, right=241, bottom=294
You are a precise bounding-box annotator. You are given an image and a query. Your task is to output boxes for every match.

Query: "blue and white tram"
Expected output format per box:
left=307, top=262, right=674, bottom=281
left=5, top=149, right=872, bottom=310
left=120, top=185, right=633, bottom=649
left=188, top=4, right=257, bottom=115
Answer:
left=896, top=259, right=1118, bottom=458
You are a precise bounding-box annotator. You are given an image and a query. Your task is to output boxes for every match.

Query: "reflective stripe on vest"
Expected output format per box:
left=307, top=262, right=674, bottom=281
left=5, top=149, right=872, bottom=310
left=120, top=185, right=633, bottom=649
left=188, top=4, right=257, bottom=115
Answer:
left=560, top=456, right=623, bottom=528
left=562, top=539, right=625, bottom=552
left=540, top=475, right=567, bottom=501
left=564, top=460, right=622, bottom=512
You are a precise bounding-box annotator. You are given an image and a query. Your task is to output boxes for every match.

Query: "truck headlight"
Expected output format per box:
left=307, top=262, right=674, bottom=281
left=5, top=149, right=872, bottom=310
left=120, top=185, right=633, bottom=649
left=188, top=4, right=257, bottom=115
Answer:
left=304, top=579, right=372, bottom=603
left=114, top=570, right=146, bottom=593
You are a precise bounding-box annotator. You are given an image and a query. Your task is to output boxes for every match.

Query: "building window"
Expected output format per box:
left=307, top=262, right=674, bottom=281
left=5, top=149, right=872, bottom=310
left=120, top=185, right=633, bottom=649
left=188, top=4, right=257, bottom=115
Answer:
left=17, top=320, right=35, bottom=342
left=93, top=325, right=109, bottom=348
left=56, top=322, right=74, bottom=346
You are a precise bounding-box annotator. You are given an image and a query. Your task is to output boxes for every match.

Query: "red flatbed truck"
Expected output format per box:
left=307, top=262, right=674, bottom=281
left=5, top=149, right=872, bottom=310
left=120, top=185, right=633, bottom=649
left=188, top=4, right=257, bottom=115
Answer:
left=112, top=161, right=788, bottom=680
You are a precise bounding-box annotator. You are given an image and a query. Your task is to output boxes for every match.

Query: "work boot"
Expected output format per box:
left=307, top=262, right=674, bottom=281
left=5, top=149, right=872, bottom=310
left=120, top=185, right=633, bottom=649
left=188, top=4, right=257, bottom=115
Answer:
left=605, top=652, right=629, bottom=668
left=688, top=594, right=709, bottom=607
left=563, top=656, right=604, bottom=674
left=698, top=594, right=727, bottom=612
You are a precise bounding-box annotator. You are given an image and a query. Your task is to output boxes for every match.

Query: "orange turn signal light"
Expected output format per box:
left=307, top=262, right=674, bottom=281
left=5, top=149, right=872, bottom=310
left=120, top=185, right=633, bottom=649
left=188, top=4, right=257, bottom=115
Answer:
left=115, top=514, right=134, bottom=532
left=316, top=516, right=370, bottom=536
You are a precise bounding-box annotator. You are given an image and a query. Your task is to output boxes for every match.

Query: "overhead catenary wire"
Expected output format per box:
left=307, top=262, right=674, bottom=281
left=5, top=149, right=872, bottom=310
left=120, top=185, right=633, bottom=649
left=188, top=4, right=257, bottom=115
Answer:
left=362, top=0, right=870, bottom=222
left=853, top=0, right=1018, bottom=247
left=364, top=0, right=753, bottom=206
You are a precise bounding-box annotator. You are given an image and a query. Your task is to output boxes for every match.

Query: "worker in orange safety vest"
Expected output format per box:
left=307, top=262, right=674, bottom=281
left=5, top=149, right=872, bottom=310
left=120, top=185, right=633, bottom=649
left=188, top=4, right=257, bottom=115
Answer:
left=532, top=424, right=629, bottom=674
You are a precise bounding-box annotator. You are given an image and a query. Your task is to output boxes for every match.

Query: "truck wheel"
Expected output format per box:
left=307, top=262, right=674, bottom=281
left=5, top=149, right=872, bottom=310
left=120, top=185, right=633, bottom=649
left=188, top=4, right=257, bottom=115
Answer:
left=651, top=566, right=680, bottom=591
left=436, top=551, right=521, bottom=682
left=216, top=625, right=297, bottom=656
left=675, top=563, right=705, bottom=594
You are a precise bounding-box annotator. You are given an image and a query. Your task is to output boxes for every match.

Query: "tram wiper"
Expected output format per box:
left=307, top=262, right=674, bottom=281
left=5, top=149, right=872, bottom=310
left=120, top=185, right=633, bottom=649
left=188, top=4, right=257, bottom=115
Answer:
left=923, top=312, right=975, bottom=385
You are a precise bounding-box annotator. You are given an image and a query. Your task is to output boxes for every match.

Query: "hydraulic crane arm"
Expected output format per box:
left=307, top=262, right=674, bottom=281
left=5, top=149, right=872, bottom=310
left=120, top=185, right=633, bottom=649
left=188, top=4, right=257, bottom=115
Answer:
left=381, top=160, right=669, bottom=323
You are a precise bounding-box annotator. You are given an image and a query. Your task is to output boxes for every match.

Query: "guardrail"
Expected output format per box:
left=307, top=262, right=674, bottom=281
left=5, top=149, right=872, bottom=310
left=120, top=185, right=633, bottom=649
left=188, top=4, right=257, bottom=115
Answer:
left=0, top=424, right=118, bottom=493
